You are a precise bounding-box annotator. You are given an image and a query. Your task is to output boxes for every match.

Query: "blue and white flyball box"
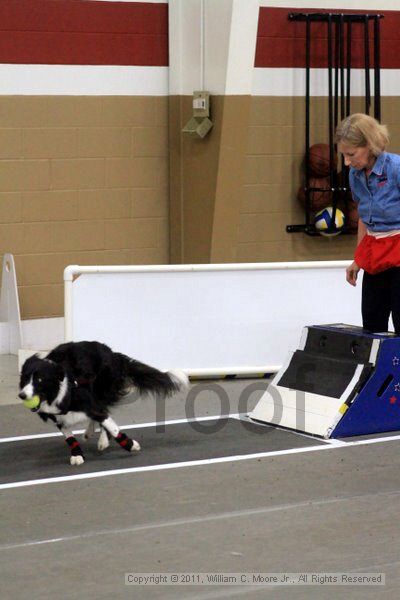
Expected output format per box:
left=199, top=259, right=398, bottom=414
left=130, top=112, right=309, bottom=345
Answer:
left=250, top=324, right=400, bottom=438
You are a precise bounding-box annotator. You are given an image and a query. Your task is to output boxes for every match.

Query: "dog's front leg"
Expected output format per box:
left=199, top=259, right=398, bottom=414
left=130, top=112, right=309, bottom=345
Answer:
left=99, top=417, right=141, bottom=454
left=97, top=426, right=110, bottom=451
left=84, top=419, right=96, bottom=440
left=58, top=426, right=85, bottom=466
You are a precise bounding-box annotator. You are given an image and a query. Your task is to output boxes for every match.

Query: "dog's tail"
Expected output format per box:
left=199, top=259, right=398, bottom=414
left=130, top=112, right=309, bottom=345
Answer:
left=119, top=354, right=189, bottom=397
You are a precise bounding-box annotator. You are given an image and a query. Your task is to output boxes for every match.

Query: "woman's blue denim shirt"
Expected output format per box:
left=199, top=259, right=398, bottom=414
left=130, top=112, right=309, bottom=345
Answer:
left=349, top=151, right=400, bottom=231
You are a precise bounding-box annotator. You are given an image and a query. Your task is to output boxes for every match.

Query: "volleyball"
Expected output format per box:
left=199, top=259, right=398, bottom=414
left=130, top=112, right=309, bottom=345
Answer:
left=314, top=206, right=345, bottom=236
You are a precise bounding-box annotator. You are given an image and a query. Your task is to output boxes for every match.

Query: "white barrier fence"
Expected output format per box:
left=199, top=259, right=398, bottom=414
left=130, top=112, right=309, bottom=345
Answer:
left=64, top=261, right=362, bottom=376
left=0, top=254, right=23, bottom=354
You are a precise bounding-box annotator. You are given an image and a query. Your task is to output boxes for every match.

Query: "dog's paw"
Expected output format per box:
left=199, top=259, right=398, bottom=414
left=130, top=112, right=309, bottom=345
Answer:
left=70, top=454, right=85, bottom=466
left=131, top=439, right=141, bottom=453
left=97, top=433, right=110, bottom=452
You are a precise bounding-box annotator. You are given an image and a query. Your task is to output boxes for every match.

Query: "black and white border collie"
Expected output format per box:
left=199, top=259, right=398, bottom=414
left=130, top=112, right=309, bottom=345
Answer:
left=19, top=341, right=188, bottom=466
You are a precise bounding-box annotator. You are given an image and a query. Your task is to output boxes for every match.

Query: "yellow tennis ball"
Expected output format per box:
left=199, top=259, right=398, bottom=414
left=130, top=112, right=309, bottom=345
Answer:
left=23, top=395, right=40, bottom=409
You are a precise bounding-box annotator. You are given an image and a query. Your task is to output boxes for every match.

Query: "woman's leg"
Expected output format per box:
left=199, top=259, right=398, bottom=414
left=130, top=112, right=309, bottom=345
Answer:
left=362, top=269, right=392, bottom=332
left=390, top=267, right=400, bottom=333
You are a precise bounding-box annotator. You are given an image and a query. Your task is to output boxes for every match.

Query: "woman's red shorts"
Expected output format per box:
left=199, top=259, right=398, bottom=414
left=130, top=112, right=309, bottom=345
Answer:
left=355, top=233, right=400, bottom=274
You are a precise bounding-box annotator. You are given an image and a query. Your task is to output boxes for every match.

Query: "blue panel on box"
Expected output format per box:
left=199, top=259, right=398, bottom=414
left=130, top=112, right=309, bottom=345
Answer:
left=332, top=335, right=400, bottom=437
left=250, top=323, right=400, bottom=438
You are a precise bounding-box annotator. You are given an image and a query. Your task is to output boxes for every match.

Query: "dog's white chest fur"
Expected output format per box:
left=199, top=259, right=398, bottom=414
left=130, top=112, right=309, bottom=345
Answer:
left=39, top=402, right=89, bottom=429
left=56, top=411, right=89, bottom=429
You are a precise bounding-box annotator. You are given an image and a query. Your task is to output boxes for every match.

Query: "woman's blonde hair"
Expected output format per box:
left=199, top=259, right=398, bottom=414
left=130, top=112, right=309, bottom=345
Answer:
left=335, top=113, right=389, bottom=156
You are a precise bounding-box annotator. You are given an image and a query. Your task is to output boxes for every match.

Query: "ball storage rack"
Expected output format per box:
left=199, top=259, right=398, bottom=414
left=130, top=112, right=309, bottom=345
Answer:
left=286, top=12, right=384, bottom=237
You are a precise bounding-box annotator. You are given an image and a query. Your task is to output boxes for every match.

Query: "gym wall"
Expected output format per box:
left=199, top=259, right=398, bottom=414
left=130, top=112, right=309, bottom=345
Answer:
left=1, top=1, right=400, bottom=320
left=240, top=2, right=400, bottom=263
left=0, top=0, right=169, bottom=319
left=169, top=1, right=400, bottom=267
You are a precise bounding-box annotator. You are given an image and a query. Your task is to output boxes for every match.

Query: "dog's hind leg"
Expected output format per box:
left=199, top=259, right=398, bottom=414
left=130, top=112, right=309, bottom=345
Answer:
left=84, top=419, right=96, bottom=440
left=99, top=416, right=141, bottom=454
left=58, top=426, right=85, bottom=466
left=97, top=426, right=110, bottom=451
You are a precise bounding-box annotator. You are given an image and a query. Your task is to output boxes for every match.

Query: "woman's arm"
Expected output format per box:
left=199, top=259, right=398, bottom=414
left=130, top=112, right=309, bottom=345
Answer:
left=346, top=218, right=365, bottom=286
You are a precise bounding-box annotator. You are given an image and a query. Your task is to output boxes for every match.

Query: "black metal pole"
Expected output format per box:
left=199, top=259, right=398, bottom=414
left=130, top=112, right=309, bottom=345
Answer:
left=339, top=14, right=345, bottom=122
left=305, top=16, right=311, bottom=227
left=327, top=14, right=334, bottom=169
left=364, top=15, right=371, bottom=115
left=346, top=20, right=352, bottom=116
left=334, top=20, right=339, bottom=130
left=374, top=15, right=381, bottom=121
left=327, top=14, right=337, bottom=223
left=339, top=14, right=346, bottom=209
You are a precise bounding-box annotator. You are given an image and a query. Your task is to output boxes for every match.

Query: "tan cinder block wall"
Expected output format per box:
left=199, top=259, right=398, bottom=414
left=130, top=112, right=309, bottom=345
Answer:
left=170, top=94, right=394, bottom=266
left=169, top=94, right=254, bottom=264
left=0, top=96, right=169, bottom=318
left=237, top=96, right=400, bottom=263
left=169, top=95, right=223, bottom=264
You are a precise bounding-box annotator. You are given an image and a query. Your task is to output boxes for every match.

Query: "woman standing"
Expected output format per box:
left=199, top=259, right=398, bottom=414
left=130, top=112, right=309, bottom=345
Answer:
left=335, top=113, right=400, bottom=333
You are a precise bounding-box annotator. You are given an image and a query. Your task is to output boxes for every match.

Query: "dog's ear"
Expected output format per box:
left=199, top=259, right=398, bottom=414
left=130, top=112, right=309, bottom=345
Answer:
left=23, top=353, right=40, bottom=366
left=21, top=353, right=40, bottom=374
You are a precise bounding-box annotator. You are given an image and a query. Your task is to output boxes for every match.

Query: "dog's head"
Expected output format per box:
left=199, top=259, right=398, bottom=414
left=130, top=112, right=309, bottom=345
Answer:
left=19, top=355, right=66, bottom=412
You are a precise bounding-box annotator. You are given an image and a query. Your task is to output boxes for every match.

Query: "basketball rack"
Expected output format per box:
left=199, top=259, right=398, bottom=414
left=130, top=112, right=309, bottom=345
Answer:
left=286, top=12, right=384, bottom=236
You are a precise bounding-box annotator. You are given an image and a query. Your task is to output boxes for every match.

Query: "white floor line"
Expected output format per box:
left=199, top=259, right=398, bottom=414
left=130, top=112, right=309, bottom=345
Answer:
left=0, top=414, right=240, bottom=444
left=2, top=432, right=400, bottom=491
left=323, top=438, right=348, bottom=446
left=1, top=414, right=363, bottom=446
left=244, top=415, right=339, bottom=444
left=1, top=488, right=399, bottom=551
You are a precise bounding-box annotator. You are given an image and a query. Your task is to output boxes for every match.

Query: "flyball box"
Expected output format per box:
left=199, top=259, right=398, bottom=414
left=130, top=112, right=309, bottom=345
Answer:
left=250, top=324, right=400, bottom=438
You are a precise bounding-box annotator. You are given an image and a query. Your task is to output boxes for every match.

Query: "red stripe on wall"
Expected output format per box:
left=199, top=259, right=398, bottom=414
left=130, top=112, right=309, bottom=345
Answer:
left=255, top=7, right=400, bottom=69
left=0, top=0, right=168, bottom=66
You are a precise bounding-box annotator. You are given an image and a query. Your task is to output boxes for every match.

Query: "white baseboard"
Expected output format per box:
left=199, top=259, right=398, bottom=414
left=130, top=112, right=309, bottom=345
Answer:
left=0, top=322, right=9, bottom=354
left=17, top=317, right=64, bottom=371
left=21, top=317, right=64, bottom=352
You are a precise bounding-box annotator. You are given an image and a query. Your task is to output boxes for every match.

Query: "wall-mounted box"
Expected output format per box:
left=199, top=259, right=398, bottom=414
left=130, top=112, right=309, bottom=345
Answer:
left=182, top=116, right=213, bottom=138
left=193, top=91, right=210, bottom=117
left=182, top=91, right=213, bottom=138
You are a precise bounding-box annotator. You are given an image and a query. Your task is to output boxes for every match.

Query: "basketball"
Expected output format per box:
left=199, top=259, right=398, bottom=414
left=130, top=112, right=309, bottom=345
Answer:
left=345, top=198, right=359, bottom=232
left=314, top=206, right=345, bottom=236
left=309, top=143, right=336, bottom=177
left=297, top=177, right=332, bottom=211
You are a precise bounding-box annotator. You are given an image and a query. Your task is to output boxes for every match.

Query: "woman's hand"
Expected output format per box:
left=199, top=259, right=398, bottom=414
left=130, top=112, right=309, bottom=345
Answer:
left=346, top=261, right=361, bottom=286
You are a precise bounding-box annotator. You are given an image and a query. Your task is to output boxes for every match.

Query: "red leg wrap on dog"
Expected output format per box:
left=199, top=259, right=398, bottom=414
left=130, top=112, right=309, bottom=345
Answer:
left=116, top=432, right=133, bottom=451
left=66, top=436, right=84, bottom=456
